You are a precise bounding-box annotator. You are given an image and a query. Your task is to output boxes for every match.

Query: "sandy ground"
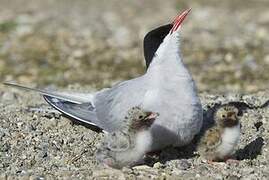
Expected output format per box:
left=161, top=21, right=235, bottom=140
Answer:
left=1, top=89, right=268, bottom=179
left=0, top=0, right=269, bottom=179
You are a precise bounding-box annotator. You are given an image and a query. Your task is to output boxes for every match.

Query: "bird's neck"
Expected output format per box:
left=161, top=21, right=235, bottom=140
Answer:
left=146, top=34, right=191, bottom=78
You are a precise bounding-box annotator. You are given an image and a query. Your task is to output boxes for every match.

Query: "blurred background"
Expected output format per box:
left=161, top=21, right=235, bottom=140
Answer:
left=0, top=0, right=268, bottom=93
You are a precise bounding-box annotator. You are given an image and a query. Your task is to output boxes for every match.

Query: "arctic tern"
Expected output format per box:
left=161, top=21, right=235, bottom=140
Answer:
left=5, top=9, right=203, bottom=151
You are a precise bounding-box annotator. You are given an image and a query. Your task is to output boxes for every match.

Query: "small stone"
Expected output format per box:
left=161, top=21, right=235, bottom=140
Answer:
left=132, top=165, right=151, bottom=170
left=256, top=28, right=267, bottom=39
left=243, top=55, right=258, bottom=71
left=29, top=175, right=45, bottom=180
left=215, top=174, right=223, bottom=180
left=21, top=154, right=27, bottom=160
left=241, top=167, right=255, bottom=175
left=92, top=169, right=125, bottom=180
left=224, top=53, right=233, bottom=63
left=122, top=167, right=132, bottom=173
left=171, top=169, right=183, bottom=176
left=176, top=159, right=192, bottom=170
left=264, top=55, right=269, bottom=65
left=73, top=49, right=84, bottom=58
left=153, top=162, right=164, bottom=169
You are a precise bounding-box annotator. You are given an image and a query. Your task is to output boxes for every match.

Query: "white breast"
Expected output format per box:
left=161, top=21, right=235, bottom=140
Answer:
left=115, top=130, right=152, bottom=167
left=135, top=130, right=152, bottom=153
left=217, top=124, right=240, bottom=158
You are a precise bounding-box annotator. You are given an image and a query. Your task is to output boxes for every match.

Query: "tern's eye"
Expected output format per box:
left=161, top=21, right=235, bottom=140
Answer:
left=222, top=114, right=226, bottom=118
left=139, top=115, right=143, bottom=119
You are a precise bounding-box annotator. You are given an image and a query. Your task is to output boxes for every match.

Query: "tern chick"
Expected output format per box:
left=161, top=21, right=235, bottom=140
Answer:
left=96, top=106, right=159, bottom=169
left=197, top=105, right=240, bottom=162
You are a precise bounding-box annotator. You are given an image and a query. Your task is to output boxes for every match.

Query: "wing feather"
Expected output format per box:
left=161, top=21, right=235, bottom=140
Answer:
left=94, top=77, right=148, bottom=132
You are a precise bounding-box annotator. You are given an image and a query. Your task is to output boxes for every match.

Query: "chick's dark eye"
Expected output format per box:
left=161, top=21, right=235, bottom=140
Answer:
left=139, top=115, right=143, bottom=119
left=222, top=114, right=225, bottom=118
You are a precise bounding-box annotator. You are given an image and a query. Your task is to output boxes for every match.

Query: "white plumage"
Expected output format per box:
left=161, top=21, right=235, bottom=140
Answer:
left=217, top=124, right=240, bottom=158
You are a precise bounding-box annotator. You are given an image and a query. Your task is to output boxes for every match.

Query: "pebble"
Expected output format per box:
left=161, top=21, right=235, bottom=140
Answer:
left=153, top=162, right=164, bottom=169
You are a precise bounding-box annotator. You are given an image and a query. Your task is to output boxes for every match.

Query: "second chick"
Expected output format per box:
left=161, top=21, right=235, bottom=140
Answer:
left=197, top=104, right=240, bottom=162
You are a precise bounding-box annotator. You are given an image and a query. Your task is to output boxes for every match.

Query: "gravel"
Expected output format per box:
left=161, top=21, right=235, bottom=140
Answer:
left=0, top=0, right=268, bottom=179
left=0, top=88, right=268, bottom=179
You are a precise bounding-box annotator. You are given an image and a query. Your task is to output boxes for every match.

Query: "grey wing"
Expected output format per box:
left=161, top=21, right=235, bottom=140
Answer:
left=43, top=95, right=101, bottom=129
left=200, top=127, right=222, bottom=150
left=94, top=76, right=148, bottom=132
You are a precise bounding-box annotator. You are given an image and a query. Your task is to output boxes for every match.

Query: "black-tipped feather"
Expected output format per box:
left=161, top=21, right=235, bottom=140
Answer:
left=43, top=95, right=103, bottom=132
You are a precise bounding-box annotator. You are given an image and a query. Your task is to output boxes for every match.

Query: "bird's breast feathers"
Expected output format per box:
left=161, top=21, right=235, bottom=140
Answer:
left=217, top=124, right=240, bottom=156
left=135, top=130, right=152, bottom=153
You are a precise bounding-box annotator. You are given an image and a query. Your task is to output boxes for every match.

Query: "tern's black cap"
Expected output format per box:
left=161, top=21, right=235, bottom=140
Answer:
left=143, top=24, right=172, bottom=68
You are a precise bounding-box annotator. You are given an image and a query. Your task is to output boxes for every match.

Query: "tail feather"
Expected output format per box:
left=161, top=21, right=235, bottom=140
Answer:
left=4, top=82, right=103, bottom=131
left=4, top=82, right=87, bottom=104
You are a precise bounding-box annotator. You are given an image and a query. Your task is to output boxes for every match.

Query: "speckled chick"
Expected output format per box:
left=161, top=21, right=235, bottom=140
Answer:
left=96, top=106, right=159, bottom=169
left=197, top=105, right=240, bottom=162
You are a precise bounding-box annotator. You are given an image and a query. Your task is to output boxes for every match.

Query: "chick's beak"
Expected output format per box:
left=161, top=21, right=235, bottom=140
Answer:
left=227, top=112, right=236, bottom=120
left=145, top=112, right=159, bottom=122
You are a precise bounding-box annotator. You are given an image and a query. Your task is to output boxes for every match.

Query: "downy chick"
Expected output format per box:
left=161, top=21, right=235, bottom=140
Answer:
left=96, top=106, right=159, bottom=168
left=197, top=105, right=240, bottom=162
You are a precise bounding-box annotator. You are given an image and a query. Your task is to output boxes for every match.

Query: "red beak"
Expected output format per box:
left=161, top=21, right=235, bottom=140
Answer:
left=170, top=8, right=192, bottom=34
